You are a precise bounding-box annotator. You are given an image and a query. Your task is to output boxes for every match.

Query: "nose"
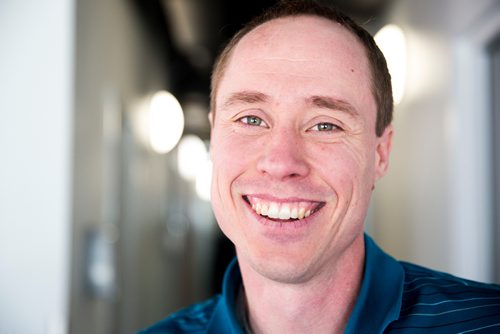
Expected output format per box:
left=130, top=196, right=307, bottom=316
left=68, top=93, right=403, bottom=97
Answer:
left=256, top=129, right=310, bottom=180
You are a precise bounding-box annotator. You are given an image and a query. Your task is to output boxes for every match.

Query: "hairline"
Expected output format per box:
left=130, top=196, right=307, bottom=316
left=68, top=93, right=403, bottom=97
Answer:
left=210, top=10, right=392, bottom=137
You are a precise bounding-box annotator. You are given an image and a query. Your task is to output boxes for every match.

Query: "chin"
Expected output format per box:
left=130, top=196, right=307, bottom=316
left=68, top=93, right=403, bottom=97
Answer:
left=242, top=246, right=321, bottom=284
left=255, top=260, right=317, bottom=284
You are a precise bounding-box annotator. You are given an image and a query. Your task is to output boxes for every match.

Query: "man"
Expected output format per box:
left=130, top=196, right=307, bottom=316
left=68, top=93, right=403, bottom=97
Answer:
left=141, top=1, right=500, bottom=333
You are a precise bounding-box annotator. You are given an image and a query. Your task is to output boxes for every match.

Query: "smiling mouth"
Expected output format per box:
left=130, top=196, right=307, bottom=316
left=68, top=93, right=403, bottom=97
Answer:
left=243, top=195, right=325, bottom=221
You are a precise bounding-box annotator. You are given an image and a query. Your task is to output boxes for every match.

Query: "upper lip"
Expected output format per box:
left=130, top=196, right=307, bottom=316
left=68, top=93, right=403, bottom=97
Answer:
left=243, top=193, right=323, bottom=203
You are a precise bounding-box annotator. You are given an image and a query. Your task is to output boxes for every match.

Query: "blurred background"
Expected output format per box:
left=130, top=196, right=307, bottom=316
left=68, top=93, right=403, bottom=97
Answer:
left=1, top=0, right=500, bottom=333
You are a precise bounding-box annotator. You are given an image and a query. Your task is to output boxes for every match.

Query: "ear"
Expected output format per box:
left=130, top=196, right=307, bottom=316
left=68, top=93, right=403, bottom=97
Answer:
left=208, top=111, right=214, bottom=128
left=208, top=111, right=214, bottom=160
left=374, top=124, right=393, bottom=181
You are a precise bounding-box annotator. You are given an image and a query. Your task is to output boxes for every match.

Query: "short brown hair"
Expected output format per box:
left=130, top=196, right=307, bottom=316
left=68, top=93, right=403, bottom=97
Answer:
left=210, top=0, right=393, bottom=136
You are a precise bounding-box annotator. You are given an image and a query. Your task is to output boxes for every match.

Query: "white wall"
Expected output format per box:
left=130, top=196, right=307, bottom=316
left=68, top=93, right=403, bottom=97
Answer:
left=0, top=1, right=74, bottom=333
left=70, top=1, right=206, bottom=333
left=374, top=0, right=499, bottom=282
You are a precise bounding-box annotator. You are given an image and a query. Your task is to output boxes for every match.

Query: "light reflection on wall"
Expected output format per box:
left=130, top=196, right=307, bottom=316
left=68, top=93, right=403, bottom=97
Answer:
left=195, top=161, right=212, bottom=201
left=177, top=134, right=212, bottom=201
left=374, top=24, right=407, bottom=105
left=149, top=91, right=184, bottom=154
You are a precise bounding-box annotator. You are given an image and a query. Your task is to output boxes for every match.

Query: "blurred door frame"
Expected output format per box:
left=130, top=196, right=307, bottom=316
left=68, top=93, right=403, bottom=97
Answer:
left=489, top=34, right=500, bottom=283
left=451, top=2, right=500, bottom=283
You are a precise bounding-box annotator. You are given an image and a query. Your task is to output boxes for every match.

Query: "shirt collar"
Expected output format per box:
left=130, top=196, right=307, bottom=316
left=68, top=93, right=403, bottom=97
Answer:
left=210, top=234, right=404, bottom=333
left=207, top=257, right=244, bottom=333
left=345, top=234, right=405, bottom=333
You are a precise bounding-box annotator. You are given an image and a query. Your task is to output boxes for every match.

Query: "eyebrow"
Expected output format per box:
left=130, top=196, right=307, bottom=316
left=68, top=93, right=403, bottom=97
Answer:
left=307, top=95, right=359, bottom=118
left=221, top=91, right=359, bottom=118
left=221, top=91, right=269, bottom=109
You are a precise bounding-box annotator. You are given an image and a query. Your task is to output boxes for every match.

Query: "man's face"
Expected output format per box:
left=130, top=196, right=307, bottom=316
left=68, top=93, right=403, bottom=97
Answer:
left=210, top=16, right=392, bottom=284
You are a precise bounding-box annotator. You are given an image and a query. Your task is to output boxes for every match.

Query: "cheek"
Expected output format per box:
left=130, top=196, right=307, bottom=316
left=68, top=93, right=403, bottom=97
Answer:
left=210, top=131, right=256, bottom=212
left=211, top=130, right=260, bottom=177
left=311, top=143, right=374, bottom=192
left=212, top=143, right=246, bottom=186
left=210, top=133, right=255, bottom=244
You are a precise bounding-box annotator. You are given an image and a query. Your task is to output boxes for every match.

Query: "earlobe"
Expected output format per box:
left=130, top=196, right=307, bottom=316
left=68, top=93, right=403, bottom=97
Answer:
left=374, top=124, right=393, bottom=181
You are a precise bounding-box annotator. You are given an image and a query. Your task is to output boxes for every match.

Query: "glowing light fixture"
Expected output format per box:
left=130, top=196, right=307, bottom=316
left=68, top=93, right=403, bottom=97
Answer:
left=177, top=135, right=208, bottom=181
left=195, top=160, right=212, bottom=201
left=149, top=91, right=184, bottom=154
left=374, top=24, right=407, bottom=105
left=176, top=134, right=212, bottom=201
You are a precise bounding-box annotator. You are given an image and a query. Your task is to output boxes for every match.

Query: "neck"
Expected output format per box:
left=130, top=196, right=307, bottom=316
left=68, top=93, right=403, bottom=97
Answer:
left=238, top=235, right=365, bottom=334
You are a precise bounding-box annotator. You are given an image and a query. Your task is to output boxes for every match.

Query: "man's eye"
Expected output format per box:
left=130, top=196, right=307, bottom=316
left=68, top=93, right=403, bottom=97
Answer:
left=239, top=116, right=267, bottom=127
left=310, top=122, right=339, bottom=131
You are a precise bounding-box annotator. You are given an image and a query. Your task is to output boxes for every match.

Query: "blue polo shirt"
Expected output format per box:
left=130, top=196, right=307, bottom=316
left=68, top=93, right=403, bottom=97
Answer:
left=140, top=235, right=500, bottom=333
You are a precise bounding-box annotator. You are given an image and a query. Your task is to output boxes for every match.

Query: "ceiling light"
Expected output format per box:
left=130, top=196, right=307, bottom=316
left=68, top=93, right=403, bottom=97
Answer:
left=375, top=24, right=407, bottom=105
left=149, top=91, right=184, bottom=154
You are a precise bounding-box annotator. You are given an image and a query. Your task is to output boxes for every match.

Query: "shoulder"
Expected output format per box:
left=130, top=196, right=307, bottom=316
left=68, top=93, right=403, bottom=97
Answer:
left=138, top=296, right=221, bottom=334
left=386, top=262, right=500, bottom=333
left=401, top=261, right=500, bottom=296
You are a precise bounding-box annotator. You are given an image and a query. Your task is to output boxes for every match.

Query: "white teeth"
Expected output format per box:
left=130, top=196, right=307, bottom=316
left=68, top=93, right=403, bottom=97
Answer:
left=298, top=207, right=306, bottom=219
left=247, top=197, right=321, bottom=221
left=261, top=203, right=269, bottom=216
left=279, top=206, right=291, bottom=220
left=255, top=203, right=262, bottom=215
left=268, top=203, right=280, bottom=219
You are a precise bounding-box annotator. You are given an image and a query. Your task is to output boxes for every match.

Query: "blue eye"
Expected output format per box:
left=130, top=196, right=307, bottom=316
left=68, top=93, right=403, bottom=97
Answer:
left=239, top=116, right=267, bottom=127
left=311, top=122, right=338, bottom=131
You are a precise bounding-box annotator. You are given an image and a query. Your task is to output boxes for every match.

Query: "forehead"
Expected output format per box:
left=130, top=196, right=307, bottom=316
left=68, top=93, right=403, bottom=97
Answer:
left=237, top=15, right=364, bottom=63
left=217, top=15, right=375, bottom=114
